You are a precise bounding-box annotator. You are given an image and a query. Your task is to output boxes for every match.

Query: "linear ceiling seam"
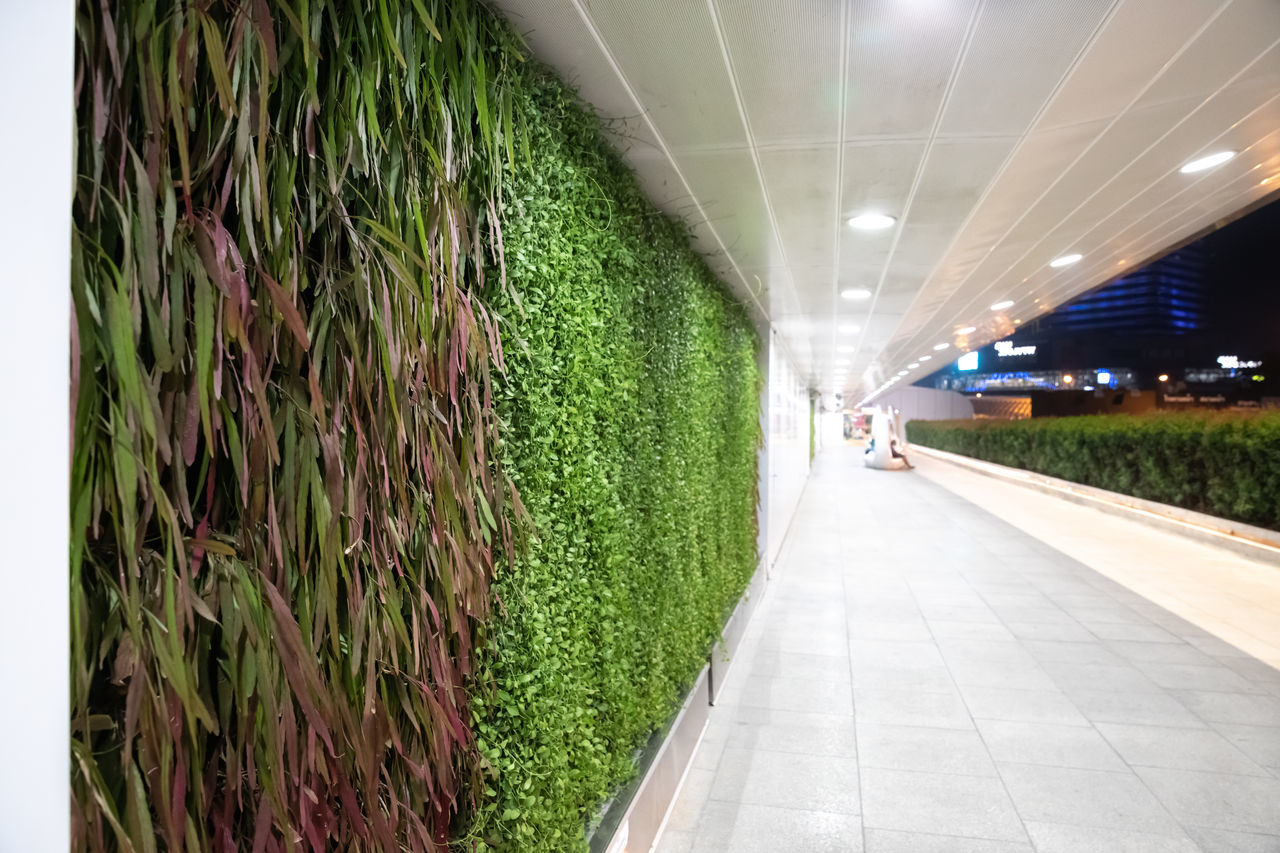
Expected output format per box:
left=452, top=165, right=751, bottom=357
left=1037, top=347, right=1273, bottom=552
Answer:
left=829, top=0, right=853, bottom=394
left=705, top=0, right=808, bottom=375
left=915, top=32, right=1280, bottom=354
left=881, top=0, right=1235, bottom=376
left=563, top=0, right=775, bottom=331
left=848, top=0, right=988, bottom=390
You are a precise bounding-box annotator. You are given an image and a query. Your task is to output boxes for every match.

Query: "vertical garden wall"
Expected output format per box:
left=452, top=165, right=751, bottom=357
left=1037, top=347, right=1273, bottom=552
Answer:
left=70, top=2, right=760, bottom=851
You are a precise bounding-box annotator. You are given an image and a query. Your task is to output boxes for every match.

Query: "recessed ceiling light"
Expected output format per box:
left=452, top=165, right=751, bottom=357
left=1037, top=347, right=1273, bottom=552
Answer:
left=841, top=288, right=872, bottom=301
left=990, top=300, right=1015, bottom=311
left=838, top=323, right=860, bottom=334
left=918, top=355, right=932, bottom=362
left=1049, top=253, right=1082, bottom=268
left=933, top=342, right=950, bottom=351
left=1180, top=150, right=1235, bottom=173
left=897, top=370, right=909, bottom=376
left=908, top=362, right=920, bottom=369
left=847, top=213, right=897, bottom=230
left=956, top=326, right=976, bottom=335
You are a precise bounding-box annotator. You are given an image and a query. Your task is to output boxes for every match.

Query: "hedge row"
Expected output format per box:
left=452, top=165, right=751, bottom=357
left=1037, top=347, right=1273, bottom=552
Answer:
left=71, top=1, right=761, bottom=851
left=473, top=74, right=761, bottom=850
left=906, top=413, right=1280, bottom=530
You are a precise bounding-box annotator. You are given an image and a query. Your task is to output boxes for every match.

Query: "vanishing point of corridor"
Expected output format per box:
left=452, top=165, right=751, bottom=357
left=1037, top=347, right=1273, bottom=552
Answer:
left=658, top=446, right=1280, bottom=853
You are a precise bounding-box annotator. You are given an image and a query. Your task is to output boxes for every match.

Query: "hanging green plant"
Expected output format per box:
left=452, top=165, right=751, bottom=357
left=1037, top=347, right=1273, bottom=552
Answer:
left=71, top=1, right=523, bottom=849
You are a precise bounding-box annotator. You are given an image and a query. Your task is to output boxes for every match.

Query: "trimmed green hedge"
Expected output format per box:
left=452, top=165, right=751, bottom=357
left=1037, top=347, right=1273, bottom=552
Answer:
left=473, top=71, right=761, bottom=850
left=906, top=413, right=1280, bottom=530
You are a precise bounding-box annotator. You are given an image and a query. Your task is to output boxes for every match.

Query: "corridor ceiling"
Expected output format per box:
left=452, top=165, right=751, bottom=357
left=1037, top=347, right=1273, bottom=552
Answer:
left=490, top=0, right=1280, bottom=401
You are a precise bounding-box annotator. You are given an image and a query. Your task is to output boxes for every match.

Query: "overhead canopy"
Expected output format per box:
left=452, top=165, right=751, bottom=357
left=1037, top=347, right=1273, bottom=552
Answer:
left=491, top=0, right=1280, bottom=400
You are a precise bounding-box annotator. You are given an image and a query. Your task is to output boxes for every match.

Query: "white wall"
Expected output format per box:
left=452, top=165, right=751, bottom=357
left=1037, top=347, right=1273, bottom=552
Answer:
left=877, top=387, right=973, bottom=428
left=0, top=1, right=73, bottom=850
left=765, top=331, right=810, bottom=566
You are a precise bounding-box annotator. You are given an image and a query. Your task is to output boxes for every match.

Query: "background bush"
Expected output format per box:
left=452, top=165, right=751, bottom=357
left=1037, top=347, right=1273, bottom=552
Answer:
left=472, top=72, right=762, bottom=851
left=906, top=413, right=1280, bottom=529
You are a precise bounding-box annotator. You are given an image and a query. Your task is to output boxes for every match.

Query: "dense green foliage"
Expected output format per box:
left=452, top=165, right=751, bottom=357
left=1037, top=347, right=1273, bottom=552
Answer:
left=72, top=1, right=524, bottom=849
left=472, top=74, right=761, bottom=850
left=72, top=1, right=761, bottom=851
left=907, top=413, right=1280, bottom=529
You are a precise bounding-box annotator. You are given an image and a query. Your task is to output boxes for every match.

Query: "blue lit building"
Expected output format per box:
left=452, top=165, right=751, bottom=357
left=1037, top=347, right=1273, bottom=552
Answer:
left=1042, top=246, right=1207, bottom=335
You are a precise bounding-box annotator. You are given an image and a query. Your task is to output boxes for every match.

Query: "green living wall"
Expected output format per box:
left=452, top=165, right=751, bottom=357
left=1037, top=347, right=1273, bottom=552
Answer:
left=907, top=413, right=1280, bottom=530
left=473, top=75, right=761, bottom=850
left=70, top=1, right=759, bottom=851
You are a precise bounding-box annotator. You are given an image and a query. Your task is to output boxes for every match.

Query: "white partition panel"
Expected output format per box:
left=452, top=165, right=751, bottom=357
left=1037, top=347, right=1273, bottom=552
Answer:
left=765, top=331, right=810, bottom=566
left=0, top=1, right=73, bottom=850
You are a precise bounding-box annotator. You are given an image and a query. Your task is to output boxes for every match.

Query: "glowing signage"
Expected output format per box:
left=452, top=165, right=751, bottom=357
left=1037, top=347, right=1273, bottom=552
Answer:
left=994, top=341, right=1037, bottom=357
left=1217, top=355, right=1262, bottom=369
left=957, top=351, right=979, bottom=372
left=1096, top=370, right=1112, bottom=384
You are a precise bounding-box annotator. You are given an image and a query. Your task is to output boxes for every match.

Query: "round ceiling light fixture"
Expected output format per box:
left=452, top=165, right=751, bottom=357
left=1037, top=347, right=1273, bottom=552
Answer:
left=918, top=355, right=932, bottom=362
left=908, top=362, right=920, bottom=369
left=897, top=370, right=909, bottom=376
left=847, top=213, right=897, bottom=230
left=1049, top=253, right=1083, bottom=268
left=838, top=323, right=860, bottom=334
left=1180, top=150, right=1235, bottom=174
left=955, top=326, right=976, bottom=335
left=933, top=342, right=951, bottom=351
left=990, top=300, right=1015, bottom=311
left=841, top=287, right=873, bottom=301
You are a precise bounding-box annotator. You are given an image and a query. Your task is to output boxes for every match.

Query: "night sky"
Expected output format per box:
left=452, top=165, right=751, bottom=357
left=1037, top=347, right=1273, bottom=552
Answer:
left=1198, top=194, right=1280, bottom=355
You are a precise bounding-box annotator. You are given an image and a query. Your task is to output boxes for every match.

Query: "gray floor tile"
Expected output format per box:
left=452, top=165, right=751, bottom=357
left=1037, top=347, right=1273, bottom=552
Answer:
left=1106, top=640, right=1219, bottom=666
left=709, top=748, right=860, bottom=814
left=1083, top=622, right=1181, bottom=643
left=720, top=708, right=859, bottom=757
left=1133, top=765, right=1280, bottom=835
left=997, top=763, right=1183, bottom=835
left=860, top=767, right=1027, bottom=842
left=1096, top=722, right=1270, bottom=775
left=1069, top=689, right=1207, bottom=728
left=863, top=828, right=1031, bottom=852
left=976, top=719, right=1127, bottom=771
left=744, top=651, right=851, bottom=682
left=1184, top=825, right=1280, bottom=852
left=854, top=687, right=974, bottom=729
left=1172, top=691, right=1280, bottom=726
left=1139, top=662, right=1262, bottom=693
left=1212, top=723, right=1280, bottom=773
left=1023, top=821, right=1202, bottom=852
left=960, top=686, right=1090, bottom=726
left=1041, top=661, right=1160, bottom=693
left=857, top=723, right=997, bottom=776
left=1022, top=639, right=1126, bottom=665
left=689, top=801, right=863, bottom=853
left=718, top=675, right=854, bottom=715
left=928, top=620, right=1016, bottom=642
left=654, top=828, right=695, bottom=853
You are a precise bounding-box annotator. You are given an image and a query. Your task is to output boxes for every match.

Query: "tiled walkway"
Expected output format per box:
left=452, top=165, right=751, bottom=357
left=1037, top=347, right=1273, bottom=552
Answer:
left=656, top=445, right=1280, bottom=853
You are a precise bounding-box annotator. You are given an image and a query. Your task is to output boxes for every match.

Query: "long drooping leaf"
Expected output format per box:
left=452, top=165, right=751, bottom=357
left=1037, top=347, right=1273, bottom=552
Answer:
left=71, top=2, right=525, bottom=850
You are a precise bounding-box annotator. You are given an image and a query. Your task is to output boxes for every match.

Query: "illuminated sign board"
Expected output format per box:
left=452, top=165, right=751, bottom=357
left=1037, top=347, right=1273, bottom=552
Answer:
left=1217, top=355, right=1262, bottom=369
left=957, top=351, right=979, bottom=371
left=1096, top=370, right=1112, bottom=384
left=993, top=341, right=1036, bottom=357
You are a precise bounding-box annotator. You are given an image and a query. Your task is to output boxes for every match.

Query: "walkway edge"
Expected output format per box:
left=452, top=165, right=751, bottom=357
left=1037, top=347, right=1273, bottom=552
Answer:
left=912, top=443, right=1280, bottom=562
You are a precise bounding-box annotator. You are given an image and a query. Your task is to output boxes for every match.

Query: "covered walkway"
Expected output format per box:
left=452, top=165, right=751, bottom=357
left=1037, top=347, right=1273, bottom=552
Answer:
left=658, top=445, right=1280, bottom=853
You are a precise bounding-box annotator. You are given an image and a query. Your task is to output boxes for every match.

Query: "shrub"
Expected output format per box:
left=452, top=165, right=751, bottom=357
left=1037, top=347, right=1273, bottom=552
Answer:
left=906, top=412, right=1280, bottom=530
